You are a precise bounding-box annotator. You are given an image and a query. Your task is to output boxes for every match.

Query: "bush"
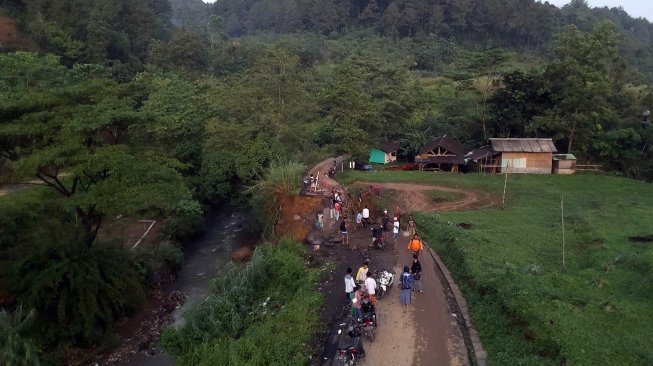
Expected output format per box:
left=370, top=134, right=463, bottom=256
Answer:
left=164, top=199, right=204, bottom=240
left=0, top=306, right=40, bottom=366
left=8, top=234, right=145, bottom=345
left=247, top=161, right=306, bottom=238
left=161, top=239, right=322, bottom=365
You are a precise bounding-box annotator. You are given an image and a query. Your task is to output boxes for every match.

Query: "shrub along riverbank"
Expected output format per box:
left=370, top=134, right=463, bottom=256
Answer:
left=413, top=173, right=653, bottom=365
left=161, top=239, right=323, bottom=365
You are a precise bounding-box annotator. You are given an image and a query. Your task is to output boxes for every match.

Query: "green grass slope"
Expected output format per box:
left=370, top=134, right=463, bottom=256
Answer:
left=344, top=170, right=653, bottom=365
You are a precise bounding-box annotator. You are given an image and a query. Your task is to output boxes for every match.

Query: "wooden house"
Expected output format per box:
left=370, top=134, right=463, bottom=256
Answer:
left=369, top=142, right=400, bottom=164
left=415, top=136, right=465, bottom=172
left=467, top=138, right=557, bottom=174
left=465, top=145, right=501, bottom=173
left=553, top=154, right=576, bottom=174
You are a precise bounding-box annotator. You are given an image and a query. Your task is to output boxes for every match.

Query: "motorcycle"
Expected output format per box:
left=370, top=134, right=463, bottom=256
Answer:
left=376, top=270, right=395, bottom=299
left=370, top=226, right=385, bottom=250
left=360, top=296, right=377, bottom=342
left=333, top=316, right=364, bottom=366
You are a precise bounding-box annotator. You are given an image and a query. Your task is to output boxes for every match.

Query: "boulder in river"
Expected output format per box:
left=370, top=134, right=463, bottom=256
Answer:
left=232, top=246, right=254, bottom=262
left=305, top=231, right=324, bottom=246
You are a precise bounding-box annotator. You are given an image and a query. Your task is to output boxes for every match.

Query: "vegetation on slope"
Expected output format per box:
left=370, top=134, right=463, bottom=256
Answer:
left=161, top=239, right=323, bottom=366
left=0, top=0, right=652, bottom=363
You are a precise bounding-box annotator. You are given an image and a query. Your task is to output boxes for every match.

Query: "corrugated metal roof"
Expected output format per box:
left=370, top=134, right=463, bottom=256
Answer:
left=465, top=145, right=499, bottom=161
left=553, top=153, right=577, bottom=160
left=490, top=138, right=557, bottom=153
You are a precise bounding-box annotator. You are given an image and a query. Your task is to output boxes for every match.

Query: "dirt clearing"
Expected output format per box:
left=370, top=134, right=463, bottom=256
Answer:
left=354, top=181, right=497, bottom=213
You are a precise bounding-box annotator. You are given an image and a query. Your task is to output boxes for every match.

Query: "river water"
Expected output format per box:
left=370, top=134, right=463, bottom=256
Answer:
left=119, top=208, right=257, bottom=366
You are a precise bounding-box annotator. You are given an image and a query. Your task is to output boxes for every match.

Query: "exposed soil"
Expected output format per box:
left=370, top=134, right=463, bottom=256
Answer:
left=576, top=238, right=604, bottom=249
left=276, top=194, right=324, bottom=241
left=0, top=15, right=37, bottom=51
left=97, top=218, right=164, bottom=249
left=457, top=223, right=473, bottom=230
left=353, top=181, right=498, bottom=213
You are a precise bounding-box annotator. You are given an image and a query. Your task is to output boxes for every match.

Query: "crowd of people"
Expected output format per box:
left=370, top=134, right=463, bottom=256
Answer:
left=340, top=215, right=426, bottom=311
left=316, top=184, right=428, bottom=311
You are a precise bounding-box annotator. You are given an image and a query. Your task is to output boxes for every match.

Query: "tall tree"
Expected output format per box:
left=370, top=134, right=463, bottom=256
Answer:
left=545, top=22, right=619, bottom=154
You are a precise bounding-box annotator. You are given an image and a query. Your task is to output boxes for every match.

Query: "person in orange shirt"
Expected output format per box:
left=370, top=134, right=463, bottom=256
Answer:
left=407, top=233, right=423, bottom=257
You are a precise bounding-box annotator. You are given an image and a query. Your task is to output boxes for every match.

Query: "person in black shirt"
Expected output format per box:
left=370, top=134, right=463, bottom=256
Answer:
left=340, top=217, right=349, bottom=245
left=411, top=254, right=423, bottom=293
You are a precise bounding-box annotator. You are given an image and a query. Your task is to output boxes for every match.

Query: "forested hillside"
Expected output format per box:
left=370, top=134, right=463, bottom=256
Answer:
left=1, top=0, right=653, bottom=364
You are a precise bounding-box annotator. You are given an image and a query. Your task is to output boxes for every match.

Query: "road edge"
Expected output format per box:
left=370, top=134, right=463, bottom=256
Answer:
left=425, top=244, right=488, bottom=366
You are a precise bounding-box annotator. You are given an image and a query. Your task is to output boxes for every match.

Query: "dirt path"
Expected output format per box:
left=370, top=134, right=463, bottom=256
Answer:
left=308, top=157, right=344, bottom=192
left=312, top=173, right=493, bottom=366
left=358, top=232, right=468, bottom=366
left=354, top=181, right=497, bottom=212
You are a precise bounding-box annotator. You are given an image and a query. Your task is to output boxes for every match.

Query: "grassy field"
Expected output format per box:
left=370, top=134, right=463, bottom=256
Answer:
left=341, top=170, right=653, bottom=365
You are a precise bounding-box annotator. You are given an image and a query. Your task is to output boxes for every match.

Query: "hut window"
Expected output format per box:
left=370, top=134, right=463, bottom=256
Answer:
left=502, top=158, right=526, bottom=168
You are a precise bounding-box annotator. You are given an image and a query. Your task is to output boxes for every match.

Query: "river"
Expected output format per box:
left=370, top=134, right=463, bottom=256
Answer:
left=118, top=208, right=257, bottom=366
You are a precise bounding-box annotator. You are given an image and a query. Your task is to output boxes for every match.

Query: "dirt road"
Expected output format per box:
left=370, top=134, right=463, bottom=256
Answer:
left=355, top=181, right=497, bottom=212
left=358, top=232, right=468, bottom=366
left=315, top=175, right=489, bottom=366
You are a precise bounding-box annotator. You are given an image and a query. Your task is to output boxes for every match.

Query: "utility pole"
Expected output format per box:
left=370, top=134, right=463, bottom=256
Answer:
left=561, top=195, right=566, bottom=271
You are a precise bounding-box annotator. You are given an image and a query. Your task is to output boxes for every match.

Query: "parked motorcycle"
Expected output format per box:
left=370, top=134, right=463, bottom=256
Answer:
left=333, top=316, right=365, bottom=366
left=360, top=296, right=377, bottom=342
left=376, top=270, right=395, bottom=299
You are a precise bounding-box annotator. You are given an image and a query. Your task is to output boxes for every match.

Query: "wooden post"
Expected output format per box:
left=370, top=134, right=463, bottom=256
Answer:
left=561, top=195, right=566, bottom=271
left=501, top=162, right=509, bottom=210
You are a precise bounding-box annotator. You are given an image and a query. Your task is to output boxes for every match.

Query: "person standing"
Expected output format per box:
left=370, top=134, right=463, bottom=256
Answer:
left=362, top=206, right=370, bottom=228
left=407, top=215, right=416, bottom=236
left=394, top=206, right=401, bottom=224
left=364, top=272, right=377, bottom=305
left=334, top=201, right=341, bottom=221
left=345, top=268, right=356, bottom=301
left=382, top=210, right=390, bottom=232
left=330, top=189, right=336, bottom=219
left=355, top=211, right=363, bottom=230
left=317, top=213, right=324, bottom=230
left=357, top=188, right=363, bottom=203
left=411, top=254, right=423, bottom=293
left=407, top=233, right=423, bottom=257
left=340, top=217, right=349, bottom=245
left=392, top=217, right=400, bottom=249
left=399, top=266, right=413, bottom=307
left=356, top=262, right=369, bottom=283
left=352, top=285, right=363, bottom=319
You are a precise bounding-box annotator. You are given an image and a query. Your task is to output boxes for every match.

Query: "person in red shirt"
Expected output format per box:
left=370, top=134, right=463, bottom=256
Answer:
left=334, top=201, right=341, bottom=220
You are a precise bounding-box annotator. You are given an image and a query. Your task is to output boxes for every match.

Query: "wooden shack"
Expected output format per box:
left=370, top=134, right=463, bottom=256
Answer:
left=553, top=154, right=576, bottom=174
left=465, top=145, right=501, bottom=173
left=492, top=138, right=557, bottom=174
left=467, top=138, right=557, bottom=174
left=415, top=136, right=465, bottom=172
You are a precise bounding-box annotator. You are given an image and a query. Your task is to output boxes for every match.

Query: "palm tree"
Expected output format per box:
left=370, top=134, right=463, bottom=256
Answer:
left=399, top=128, right=432, bottom=159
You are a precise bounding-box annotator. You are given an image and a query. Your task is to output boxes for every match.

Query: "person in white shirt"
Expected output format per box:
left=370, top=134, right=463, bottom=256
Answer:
left=355, top=211, right=363, bottom=230
left=362, top=206, right=370, bottom=228
left=344, top=268, right=356, bottom=301
left=392, top=216, right=400, bottom=249
left=364, top=272, right=377, bottom=305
